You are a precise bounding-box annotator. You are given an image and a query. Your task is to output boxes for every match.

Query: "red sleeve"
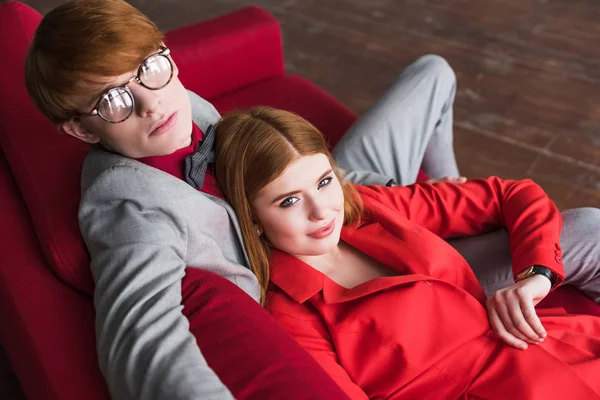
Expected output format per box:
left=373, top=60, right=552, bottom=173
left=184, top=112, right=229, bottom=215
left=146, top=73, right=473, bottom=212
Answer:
left=267, top=291, right=368, bottom=400
left=356, top=177, right=565, bottom=286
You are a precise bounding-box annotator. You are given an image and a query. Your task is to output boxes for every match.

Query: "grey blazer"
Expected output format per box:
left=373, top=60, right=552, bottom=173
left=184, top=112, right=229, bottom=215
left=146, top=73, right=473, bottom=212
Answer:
left=79, top=91, right=393, bottom=400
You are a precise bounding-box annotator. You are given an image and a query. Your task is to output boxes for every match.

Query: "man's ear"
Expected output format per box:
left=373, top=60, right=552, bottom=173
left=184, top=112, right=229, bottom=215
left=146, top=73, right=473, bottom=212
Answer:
left=61, top=119, right=101, bottom=144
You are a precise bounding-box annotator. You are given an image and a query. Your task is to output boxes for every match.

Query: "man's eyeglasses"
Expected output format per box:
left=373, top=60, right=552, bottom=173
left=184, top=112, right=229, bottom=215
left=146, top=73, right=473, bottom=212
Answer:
left=77, top=46, right=174, bottom=123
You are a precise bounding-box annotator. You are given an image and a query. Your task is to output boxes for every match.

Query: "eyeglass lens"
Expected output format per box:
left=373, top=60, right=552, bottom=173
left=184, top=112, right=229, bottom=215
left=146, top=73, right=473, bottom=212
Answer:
left=139, top=55, right=172, bottom=88
left=98, top=87, right=134, bottom=122
left=98, top=53, right=172, bottom=122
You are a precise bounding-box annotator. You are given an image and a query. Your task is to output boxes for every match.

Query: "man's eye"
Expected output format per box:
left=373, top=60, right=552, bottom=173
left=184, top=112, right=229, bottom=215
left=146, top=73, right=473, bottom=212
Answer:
left=279, top=197, right=299, bottom=208
left=318, top=177, right=333, bottom=189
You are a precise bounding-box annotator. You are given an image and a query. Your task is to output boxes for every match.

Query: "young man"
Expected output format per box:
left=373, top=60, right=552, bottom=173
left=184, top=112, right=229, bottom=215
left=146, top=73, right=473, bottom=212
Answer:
left=25, top=0, right=600, bottom=399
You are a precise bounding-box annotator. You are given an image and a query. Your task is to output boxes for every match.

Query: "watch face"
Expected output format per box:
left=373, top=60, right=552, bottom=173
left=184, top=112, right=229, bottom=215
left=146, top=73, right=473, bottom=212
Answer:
left=516, top=266, right=535, bottom=280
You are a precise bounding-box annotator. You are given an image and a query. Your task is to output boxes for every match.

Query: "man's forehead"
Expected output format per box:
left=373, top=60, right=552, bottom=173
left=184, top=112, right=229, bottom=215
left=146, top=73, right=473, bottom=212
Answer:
left=80, top=73, right=130, bottom=107
left=80, top=46, right=162, bottom=104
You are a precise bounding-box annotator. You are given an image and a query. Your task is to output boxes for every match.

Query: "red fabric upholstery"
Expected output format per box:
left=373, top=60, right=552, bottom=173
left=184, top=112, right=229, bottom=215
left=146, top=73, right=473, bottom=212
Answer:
left=168, top=5, right=285, bottom=100
left=211, top=75, right=357, bottom=147
left=0, top=148, right=110, bottom=400
left=0, top=1, right=598, bottom=399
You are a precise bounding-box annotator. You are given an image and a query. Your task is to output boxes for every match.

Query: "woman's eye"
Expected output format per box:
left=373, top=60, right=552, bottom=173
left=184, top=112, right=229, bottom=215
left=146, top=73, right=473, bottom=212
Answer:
left=279, top=197, right=299, bottom=208
left=318, top=177, right=333, bottom=189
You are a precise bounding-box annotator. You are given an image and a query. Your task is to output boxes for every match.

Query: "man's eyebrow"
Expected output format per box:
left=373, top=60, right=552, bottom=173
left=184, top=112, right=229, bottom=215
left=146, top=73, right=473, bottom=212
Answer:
left=270, top=168, right=333, bottom=204
left=83, top=75, right=133, bottom=109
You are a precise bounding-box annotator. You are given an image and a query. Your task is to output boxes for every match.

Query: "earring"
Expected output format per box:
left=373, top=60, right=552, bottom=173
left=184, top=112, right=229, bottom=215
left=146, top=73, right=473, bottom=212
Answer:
left=256, top=227, right=262, bottom=236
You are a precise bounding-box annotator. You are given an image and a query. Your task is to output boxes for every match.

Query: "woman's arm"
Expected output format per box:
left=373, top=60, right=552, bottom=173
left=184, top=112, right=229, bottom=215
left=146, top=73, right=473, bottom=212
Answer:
left=357, top=176, right=565, bottom=285
left=357, top=177, right=565, bottom=350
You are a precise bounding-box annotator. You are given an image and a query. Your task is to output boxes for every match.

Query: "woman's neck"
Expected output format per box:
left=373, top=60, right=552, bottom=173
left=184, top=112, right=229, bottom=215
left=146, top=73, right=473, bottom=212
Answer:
left=296, top=241, right=349, bottom=276
left=294, top=241, right=399, bottom=289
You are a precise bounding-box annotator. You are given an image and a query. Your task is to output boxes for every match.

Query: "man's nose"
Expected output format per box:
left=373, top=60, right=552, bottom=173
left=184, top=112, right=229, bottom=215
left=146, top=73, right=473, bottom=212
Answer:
left=131, top=84, right=161, bottom=117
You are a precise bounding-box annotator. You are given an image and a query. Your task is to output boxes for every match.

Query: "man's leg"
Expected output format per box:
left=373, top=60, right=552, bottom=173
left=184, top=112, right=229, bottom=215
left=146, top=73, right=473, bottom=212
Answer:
left=333, top=54, right=459, bottom=186
left=449, top=208, right=600, bottom=303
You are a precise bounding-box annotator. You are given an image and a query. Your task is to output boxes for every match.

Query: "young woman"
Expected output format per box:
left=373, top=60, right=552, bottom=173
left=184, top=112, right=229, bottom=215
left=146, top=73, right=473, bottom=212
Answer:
left=214, top=107, right=600, bottom=399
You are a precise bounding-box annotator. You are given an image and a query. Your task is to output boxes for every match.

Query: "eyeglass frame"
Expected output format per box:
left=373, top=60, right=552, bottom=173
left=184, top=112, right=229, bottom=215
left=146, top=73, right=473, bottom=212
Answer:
left=76, top=46, right=174, bottom=124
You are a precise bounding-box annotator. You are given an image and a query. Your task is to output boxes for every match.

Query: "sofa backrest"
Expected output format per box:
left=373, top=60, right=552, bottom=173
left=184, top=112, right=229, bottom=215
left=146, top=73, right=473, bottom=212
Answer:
left=0, top=1, right=94, bottom=294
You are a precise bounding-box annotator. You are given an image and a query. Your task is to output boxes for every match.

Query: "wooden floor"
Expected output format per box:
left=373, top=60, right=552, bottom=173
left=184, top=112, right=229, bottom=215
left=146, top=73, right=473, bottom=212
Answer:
left=3, top=0, right=600, bottom=398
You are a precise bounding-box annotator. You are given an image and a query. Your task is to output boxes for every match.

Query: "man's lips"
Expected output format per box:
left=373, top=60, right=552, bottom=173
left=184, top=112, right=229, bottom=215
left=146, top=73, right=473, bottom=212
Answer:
left=308, top=219, right=335, bottom=239
left=149, top=112, right=177, bottom=136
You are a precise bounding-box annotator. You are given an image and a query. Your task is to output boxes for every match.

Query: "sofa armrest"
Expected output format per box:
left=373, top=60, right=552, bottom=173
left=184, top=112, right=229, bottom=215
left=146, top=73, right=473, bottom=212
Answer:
left=166, top=6, right=285, bottom=100
left=0, top=152, right=109, bottom=400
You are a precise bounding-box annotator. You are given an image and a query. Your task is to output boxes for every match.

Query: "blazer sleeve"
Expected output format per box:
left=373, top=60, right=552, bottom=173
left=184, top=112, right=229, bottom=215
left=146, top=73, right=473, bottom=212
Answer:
left=344, top=169, right=395, bottom=187
left=267, top=292, right=368, bottom=400
left=356, top=176, right=565, bottom=285
left=80, top=165, right=233, bottom=400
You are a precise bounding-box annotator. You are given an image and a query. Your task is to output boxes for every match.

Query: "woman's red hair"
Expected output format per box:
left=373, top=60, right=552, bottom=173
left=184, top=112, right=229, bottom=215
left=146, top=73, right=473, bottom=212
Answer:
left=215, top=107, right=363, bottom=305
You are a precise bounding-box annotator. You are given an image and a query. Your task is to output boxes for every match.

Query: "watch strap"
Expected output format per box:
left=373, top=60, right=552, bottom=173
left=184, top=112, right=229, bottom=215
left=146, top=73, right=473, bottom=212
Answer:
left=516, top=265, right=558, bottom=288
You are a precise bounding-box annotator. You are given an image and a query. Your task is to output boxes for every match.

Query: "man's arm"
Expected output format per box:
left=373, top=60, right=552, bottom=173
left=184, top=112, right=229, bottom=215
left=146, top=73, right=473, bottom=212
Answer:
left=80, top=165, right=233, bottom=400
left=342, top=169, right=395, bottom=187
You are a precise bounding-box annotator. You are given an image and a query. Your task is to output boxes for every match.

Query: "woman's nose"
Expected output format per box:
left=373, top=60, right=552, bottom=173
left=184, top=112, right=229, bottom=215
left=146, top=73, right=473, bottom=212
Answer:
left=308, top=197, right=327, bottom=221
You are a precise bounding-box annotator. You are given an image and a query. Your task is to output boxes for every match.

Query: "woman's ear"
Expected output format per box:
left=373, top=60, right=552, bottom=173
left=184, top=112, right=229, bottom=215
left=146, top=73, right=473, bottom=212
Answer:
left=61, top=119, right=101, bottom=144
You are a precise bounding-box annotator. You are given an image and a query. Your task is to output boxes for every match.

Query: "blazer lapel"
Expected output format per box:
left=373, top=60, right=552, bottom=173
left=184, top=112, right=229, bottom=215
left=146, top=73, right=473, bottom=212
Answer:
left=209, top=194, right=251, bottom=268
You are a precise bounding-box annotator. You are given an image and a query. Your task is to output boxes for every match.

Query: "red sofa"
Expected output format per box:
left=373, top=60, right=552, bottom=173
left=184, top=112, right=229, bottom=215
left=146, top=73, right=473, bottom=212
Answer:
left=0, top=2, right=598, bottom=399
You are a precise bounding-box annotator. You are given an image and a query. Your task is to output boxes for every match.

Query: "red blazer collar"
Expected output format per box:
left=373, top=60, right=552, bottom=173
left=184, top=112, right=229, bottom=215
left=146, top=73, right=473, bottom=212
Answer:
left=269, top=223, right=437, bottom=305
left=269, top=249, right=326, bottom=304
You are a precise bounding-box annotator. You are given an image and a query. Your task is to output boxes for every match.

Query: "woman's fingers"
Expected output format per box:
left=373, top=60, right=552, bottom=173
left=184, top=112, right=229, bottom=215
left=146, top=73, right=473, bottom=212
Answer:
left=486, top=303, right=528, bottom=350
left=520, top=298, right=546, bottom=341
left=486, top=278, right=550, bottom=348
left=491, top=296, right=531, bottom=343
left=506, top=293, right=542, bottom=342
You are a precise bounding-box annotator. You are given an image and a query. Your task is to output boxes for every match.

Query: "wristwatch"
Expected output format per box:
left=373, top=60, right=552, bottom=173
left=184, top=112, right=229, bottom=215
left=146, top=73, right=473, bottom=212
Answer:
left=515, top=265, right=558, bottom=289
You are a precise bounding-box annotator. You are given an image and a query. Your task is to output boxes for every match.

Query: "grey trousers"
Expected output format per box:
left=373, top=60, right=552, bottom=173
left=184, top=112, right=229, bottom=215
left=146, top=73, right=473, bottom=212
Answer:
left=333, top=55, right=600, bottom=303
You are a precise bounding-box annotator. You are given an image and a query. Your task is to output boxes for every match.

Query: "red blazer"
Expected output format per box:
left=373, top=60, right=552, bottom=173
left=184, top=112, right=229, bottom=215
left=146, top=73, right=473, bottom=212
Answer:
left=267, top=177, right=600, bottom=399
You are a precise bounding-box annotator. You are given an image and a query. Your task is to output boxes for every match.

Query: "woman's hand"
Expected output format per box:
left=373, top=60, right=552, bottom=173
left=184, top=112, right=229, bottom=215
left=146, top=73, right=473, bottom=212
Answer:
left=486, top=274, right=552, bottom=350
left=425, top=176, right=467, bottom=184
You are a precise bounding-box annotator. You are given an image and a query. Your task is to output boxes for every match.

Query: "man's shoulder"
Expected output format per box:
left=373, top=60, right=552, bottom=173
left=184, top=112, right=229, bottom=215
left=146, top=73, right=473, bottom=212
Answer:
left=81, top=148, right=144, bottom=189
left=80, top=148, right=184, bottom=197
left=187, top=90, right=221, bottom=132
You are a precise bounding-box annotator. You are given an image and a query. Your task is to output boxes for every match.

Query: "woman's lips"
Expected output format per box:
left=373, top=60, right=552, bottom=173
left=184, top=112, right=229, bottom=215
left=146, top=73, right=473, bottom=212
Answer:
left=308, top=219, right=335, bottom=239
left=150, top=112, right=177, bottom=136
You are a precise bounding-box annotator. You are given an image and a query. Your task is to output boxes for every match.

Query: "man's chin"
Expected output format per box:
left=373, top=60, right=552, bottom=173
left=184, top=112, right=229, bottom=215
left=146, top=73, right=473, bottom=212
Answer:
left=178, top=132, right=193, bottom=149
